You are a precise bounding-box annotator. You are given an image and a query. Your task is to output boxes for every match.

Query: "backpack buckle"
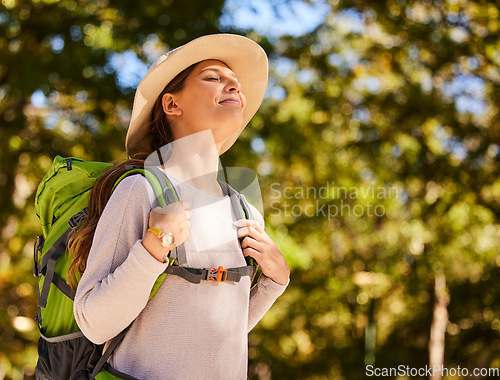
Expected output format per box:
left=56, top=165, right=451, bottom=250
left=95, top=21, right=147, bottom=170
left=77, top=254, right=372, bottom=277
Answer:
left=207, top=266, right=227, bottom=282
left=68, top=207, right=89, bottom=229
left=33, top=234, right=44, bottom=277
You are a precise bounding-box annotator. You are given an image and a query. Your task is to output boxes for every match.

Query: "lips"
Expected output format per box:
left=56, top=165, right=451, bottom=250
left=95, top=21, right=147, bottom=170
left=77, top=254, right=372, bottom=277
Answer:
left=219, top=97, right=241, bottom=106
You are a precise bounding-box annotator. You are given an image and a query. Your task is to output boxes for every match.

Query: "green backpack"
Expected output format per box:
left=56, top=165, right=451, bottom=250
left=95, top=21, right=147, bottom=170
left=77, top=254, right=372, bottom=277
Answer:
left=33, top=155, right=257, bottom=379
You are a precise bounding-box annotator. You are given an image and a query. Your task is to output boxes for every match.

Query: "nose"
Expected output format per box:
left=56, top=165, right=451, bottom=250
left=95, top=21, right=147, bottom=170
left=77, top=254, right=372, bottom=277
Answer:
left=224, top=77, right=241, bottom=93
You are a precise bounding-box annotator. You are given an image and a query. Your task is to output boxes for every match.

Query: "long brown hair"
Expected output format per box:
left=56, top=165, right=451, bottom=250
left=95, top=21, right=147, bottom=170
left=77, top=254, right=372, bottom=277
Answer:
left=67, top=62, right=199, bottom=289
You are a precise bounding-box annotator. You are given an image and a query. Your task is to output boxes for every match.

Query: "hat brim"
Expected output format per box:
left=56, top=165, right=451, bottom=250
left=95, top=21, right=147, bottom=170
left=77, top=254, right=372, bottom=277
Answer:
left=125, top=34, right=268, bottom=157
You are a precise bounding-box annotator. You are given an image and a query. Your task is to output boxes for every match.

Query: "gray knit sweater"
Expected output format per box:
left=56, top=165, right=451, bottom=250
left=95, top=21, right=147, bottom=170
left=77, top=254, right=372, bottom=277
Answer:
left=73, top=172, right=287, bottom=379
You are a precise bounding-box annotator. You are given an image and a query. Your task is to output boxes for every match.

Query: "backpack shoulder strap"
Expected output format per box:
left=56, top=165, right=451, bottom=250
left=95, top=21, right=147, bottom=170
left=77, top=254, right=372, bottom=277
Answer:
left=217, top=179, right=259, bottom=269
left=113, top=166, right=179, bottom=207
left=111, top=165, right=184, bottom=294
left=217, top=179, right=255, bottom=220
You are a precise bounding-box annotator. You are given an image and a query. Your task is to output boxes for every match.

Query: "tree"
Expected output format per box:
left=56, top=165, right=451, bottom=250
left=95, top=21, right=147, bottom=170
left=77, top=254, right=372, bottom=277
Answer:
left=235, top=0, right=499, bottom=378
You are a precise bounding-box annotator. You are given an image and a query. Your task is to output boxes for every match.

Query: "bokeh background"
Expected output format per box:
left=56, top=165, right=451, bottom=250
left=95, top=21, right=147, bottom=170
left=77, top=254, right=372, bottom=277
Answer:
left=1, top=0, right=499, bottom=379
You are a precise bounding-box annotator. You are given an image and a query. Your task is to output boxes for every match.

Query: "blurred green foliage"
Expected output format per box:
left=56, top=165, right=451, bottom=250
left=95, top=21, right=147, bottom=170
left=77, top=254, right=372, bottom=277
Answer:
left=1, top=0, right=499, bottom=379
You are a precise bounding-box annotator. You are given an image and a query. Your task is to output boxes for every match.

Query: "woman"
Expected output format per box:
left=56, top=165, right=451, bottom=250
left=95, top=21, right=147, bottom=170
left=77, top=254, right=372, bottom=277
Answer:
left=70, top=34, right=289, bottom=379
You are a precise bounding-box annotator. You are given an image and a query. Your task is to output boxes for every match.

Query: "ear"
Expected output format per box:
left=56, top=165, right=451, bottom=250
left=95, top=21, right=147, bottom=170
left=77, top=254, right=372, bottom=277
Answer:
left=162, top=93, right=183, bottom=116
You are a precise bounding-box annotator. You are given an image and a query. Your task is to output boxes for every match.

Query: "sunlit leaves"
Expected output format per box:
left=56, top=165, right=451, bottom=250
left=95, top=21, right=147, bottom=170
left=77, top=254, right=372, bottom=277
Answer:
left=240, top=0, right=500, bottom=377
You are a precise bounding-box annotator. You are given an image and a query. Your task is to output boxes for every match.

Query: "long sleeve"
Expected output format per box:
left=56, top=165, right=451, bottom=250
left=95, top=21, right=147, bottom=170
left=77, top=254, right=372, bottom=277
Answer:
left=73, top=175, right=168, bottom=345
left=245, top=203, right=288, bottom=331
left=248, top=275, right=288, bottom=331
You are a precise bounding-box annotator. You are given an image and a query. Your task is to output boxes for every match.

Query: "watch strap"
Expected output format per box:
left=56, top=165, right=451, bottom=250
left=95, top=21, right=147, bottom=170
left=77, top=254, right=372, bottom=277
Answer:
left=147, top=226, right=164, bottom=237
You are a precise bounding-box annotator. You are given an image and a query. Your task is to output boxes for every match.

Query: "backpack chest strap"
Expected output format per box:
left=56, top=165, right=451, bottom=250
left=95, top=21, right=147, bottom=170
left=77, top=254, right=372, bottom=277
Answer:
left=164, top=265, right=257, bottom=284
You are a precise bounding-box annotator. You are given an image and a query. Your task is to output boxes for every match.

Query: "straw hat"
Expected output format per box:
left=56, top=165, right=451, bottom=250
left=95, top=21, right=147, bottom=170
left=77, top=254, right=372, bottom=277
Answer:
left=125, top=34, right=268, bottom=157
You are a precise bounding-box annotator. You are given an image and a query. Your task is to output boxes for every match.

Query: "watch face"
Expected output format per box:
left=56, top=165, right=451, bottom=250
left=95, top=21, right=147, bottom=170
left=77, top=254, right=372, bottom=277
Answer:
left=161, top=233, right=174, bottom=248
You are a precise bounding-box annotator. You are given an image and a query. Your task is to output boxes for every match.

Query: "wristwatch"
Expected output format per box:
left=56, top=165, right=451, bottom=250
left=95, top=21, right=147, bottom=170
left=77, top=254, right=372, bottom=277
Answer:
left=147, top=226, right=176, bottom=252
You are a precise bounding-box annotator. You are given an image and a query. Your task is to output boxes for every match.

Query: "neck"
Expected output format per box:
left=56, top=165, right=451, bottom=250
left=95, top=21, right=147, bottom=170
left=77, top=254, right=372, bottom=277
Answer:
left=155, top=131, right=223, bottom=197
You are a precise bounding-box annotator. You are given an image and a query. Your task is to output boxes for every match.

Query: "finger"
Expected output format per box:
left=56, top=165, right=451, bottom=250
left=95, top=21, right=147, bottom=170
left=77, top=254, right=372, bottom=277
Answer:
left=242, top=246, right=261, bottom=258
left=236, top=226, right=262, bottom=241
left=240, top=236, right=261, bottom=250
left=170, top=200, right=191, bottom=214
left=233, top=219, right=264, bottom=233
left=156, top=201, right=190, bottom=215
left=233, top=219, right=264, bottom=234
left=179, top=200, right=192, bottom=210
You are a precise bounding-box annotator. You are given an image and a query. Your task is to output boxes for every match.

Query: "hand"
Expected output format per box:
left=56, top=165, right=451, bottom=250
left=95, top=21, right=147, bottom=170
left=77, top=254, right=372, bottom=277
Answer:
left=143, top=201, right=191, bottom=262
left=233, top=219, right=290, bottom=286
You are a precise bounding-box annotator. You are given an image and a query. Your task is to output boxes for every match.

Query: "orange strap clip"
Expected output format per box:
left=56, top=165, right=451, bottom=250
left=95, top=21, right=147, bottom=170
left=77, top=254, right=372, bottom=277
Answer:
left=208, top=266, right=227, bottom=282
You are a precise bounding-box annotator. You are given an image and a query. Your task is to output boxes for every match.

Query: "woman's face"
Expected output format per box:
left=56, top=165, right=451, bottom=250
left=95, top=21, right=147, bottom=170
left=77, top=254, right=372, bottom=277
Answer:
left=162, top=60, right=246, bottom=151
